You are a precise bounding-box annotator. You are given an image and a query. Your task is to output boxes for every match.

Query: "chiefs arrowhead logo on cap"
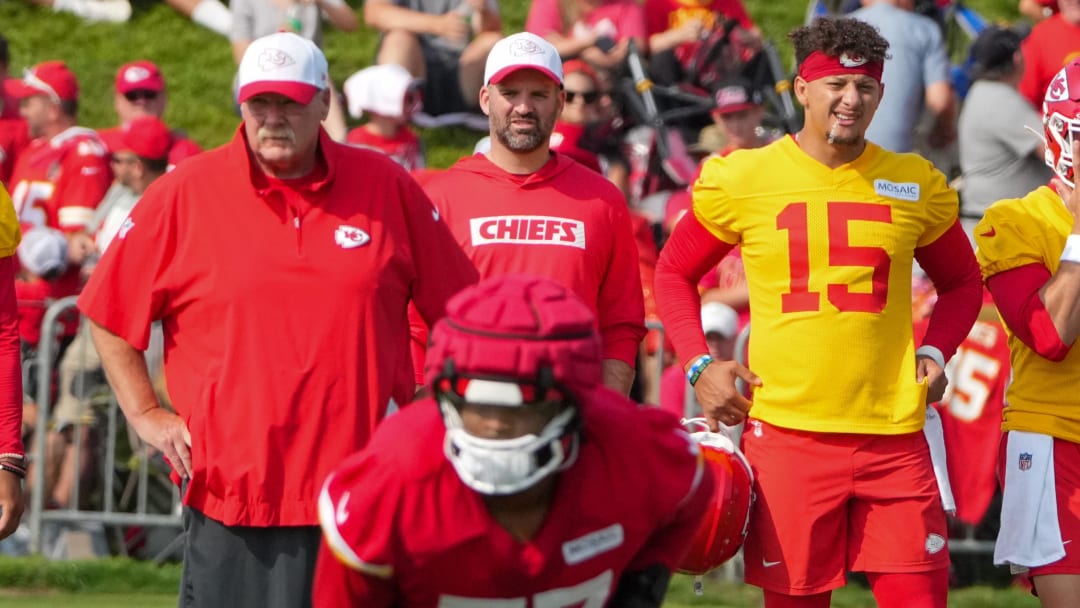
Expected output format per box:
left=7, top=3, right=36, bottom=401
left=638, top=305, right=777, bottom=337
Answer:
left=839, top=52, right=868, bottom=68
left=509, top=38, right=544, bottom=57
left=123, top=66, right=151, bottom=83
left=1047, top=73, right=1069, bottom=102
left=258, top=49, right=296, bottom=72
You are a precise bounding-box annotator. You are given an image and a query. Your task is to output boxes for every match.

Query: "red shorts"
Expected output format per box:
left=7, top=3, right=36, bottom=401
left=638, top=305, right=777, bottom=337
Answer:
left=741, top=420, right=949, bottom=595
left=998, top=434, right=1080, bottom=578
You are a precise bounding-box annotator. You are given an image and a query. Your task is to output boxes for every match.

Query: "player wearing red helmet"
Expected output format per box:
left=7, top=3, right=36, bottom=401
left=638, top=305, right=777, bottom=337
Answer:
left=975, top=59, right=1080, bottom=607
left=314, top=275, right=714, bottom=607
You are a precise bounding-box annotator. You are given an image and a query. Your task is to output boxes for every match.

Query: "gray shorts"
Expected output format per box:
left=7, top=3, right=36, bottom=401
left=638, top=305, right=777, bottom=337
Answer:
left=178, top=507, right=321, bottom=608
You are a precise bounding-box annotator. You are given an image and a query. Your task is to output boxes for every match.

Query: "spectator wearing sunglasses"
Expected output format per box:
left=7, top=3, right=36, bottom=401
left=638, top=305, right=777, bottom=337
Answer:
left=98, top=61, right=203, bottom=172
left=550, top=60, right=602, bottom=172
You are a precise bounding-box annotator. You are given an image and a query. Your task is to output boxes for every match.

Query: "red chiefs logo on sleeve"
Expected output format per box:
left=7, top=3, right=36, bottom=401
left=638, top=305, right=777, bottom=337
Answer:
left=469, top=215, right=586, bottom=249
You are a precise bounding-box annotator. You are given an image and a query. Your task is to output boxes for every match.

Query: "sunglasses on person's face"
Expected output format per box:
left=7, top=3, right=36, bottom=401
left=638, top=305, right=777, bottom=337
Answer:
left=565, top=90, right=599, bottom=104
left=124, top=90, right=159, bottom=102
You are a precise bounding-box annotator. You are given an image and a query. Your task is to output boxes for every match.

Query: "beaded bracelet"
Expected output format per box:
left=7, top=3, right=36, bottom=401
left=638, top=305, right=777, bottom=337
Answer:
left=686, top=354, right=715, bottom=387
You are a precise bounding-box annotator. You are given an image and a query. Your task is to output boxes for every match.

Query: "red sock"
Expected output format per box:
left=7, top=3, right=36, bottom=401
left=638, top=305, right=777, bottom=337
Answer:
left=762, top=589, right=831, bottom=608
left=866, top=569, right=949, bottom=608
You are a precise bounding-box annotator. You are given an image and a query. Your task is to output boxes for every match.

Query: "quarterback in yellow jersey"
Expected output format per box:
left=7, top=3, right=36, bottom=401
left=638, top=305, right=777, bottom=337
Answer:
left=974, top=60, right=1080, bottom=607
left=655, top=17, right=982, bottom=608
left=0, top=184, right=25, bottom=541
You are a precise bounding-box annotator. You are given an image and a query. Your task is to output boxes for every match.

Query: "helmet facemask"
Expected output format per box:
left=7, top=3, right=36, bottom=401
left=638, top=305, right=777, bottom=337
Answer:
left=435, top=373, right=580, bottom=496
left=1044, top=109, right=1079, bottom=188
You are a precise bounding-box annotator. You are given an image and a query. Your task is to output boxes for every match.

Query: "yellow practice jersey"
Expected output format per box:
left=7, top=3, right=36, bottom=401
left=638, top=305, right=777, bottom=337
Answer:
left=0, top=186, right=20, bottom=257
left=974, top=186, right=1080, bottom=444
left=694, top=136, right=957, bottom=434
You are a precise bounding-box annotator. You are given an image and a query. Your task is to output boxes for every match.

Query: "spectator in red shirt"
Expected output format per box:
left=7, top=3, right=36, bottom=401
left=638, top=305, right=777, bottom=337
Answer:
left=342, top=63, right=426, bottom=171
left=78, top=32, right=477, bottom=608
left=1019, top=0, right=1080, bottom=107
left=97, top=60, right=203, bottom=171
left=525, top=0, right=646, bottom=71
left=422, top=33, right=646, bottom=396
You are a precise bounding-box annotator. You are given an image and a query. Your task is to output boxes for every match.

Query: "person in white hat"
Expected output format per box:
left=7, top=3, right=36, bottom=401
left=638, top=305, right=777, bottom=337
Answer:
left=418, top=32, right=646, bottom=396
left=77, top=31, right=478, bottom=608
left=342, top=63, right=425, bottom=171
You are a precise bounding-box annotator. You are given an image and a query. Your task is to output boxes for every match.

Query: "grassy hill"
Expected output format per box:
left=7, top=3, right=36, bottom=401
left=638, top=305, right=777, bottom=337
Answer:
left=0, top=0, right=1021, bottom=167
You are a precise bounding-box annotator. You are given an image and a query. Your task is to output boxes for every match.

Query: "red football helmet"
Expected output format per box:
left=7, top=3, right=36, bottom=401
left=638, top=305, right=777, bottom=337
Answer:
left=677, top=419, right=755, bottom=575
left=1043, top=59, right=1080, bottom=188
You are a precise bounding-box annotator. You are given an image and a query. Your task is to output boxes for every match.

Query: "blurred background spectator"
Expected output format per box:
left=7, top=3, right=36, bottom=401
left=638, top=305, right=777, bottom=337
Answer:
left=957, top=25, right=1052, bottom=238
left=365, top=0, right=501, bottom=121
left=1018, top=0, right=1059, bottom=22
left=525, top=0, right=646, bottom=71
left=342, top=63, right=426, bottom=170
left=1017, top=0, right=1080, bottom=107
left=97, top=61, right=203, bottom=172
left=709, top=77, right=772, bottom=155
left=851, top=0, right=957, bottom=155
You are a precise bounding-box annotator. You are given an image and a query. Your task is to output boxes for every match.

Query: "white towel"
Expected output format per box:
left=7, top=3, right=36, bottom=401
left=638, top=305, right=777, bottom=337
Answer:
left=923, top=407, right=956, bottom=514
left=994, top=431, right=1065, bottom=570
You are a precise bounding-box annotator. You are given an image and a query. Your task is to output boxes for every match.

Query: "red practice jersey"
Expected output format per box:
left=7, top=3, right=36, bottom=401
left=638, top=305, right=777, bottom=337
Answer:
left=8, top=126, right=110, bottom=233
left=315, top=389, right=711, bottom=607
left=917, top=318, right=1010, bottom=525
left=422, top=153, right=646, bottom=366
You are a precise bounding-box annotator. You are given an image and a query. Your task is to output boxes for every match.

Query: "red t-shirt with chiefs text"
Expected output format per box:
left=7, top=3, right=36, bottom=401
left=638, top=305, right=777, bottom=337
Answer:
left=315, top=389, right=712, bottom=606
left=421, top=153, right=646, bottom=367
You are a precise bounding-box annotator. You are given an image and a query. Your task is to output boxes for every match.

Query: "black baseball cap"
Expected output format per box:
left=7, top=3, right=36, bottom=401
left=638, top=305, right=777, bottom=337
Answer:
left=969, top=26, right=1023, bottom=79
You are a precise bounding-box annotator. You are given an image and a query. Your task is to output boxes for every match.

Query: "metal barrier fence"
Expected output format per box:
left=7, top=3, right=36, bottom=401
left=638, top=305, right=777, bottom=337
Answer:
left=27, top=297, right=182, bottom=558
left=21, top=306, right=993, bottom=562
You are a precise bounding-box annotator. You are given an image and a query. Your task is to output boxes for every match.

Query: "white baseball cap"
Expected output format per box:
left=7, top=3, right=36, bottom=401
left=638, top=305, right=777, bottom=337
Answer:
left=17, top=227, right=68, bottom=278
left=342, top=64, right=421, bottom=119
left=237, top=32, right=328, bottom=105
left=483, top=32, right=563, bottom=87
left=701, top=302, right=738, bottom=339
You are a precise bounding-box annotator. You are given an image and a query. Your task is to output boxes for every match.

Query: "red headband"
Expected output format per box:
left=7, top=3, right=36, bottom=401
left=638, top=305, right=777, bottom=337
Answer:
left=798, top=50, right=883, bottom=84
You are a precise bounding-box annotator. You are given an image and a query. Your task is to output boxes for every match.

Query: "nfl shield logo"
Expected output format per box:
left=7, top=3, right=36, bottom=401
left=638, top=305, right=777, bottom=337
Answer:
left=1019, top=452, right=1033, bottom=471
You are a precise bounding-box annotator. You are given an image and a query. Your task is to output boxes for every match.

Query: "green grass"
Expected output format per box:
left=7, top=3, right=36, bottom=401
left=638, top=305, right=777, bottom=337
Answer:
left=0, top=559, right=1044, bottom=607
left=0, top=592, right=177, bottom=607
left=0, top=0, right=1023, bottom=167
